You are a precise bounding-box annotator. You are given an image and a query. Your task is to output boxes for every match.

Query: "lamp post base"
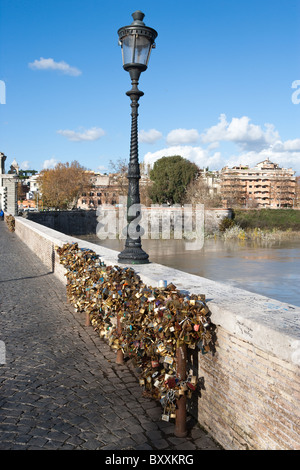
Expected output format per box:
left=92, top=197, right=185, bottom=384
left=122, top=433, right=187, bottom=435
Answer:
left=118, top=246, right=149, bottom=265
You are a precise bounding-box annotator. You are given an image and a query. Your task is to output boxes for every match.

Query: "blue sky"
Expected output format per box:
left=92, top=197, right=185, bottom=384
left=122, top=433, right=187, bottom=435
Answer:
left=1, top=0, right=300, bottom=175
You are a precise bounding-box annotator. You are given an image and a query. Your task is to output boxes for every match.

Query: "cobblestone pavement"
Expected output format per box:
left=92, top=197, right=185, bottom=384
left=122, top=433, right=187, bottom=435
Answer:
left=0, top=222, right=221, bottom=451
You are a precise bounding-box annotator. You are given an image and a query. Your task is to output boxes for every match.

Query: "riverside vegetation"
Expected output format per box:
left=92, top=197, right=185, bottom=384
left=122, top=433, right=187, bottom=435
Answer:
left=218, top=209, right=300, bottom=242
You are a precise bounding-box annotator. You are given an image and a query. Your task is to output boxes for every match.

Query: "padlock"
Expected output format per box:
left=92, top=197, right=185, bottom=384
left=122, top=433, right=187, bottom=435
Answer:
left=164, top=356, right=174, bottom=365
left=190, top=375, right=197, bottom=385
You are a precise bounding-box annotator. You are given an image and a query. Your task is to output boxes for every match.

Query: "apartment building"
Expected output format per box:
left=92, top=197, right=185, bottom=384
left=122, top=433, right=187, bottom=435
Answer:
left=220, top=158, right=296, bottom=208
left=77, top=171, right=154, bottom=209
left=77, top=172, right=130, bottom=209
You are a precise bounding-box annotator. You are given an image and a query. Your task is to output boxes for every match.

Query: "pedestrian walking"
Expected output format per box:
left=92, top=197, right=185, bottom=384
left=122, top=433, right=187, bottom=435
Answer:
left=0, top=209, right=4, bottom=220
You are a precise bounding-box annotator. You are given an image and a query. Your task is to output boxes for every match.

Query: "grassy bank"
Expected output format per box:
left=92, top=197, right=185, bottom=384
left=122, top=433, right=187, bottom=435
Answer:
left=233, top=209, right=300, bottom=231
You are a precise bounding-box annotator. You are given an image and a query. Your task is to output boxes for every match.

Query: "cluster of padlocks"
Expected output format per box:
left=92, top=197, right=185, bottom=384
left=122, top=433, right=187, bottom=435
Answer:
left=5, top=215, right=15, bottom=232
left=56, top=242, right=215, bottom=421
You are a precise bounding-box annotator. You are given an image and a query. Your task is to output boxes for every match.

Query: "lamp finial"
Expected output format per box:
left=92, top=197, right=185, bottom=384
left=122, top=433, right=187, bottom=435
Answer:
left=131, top=11, right=145, bottom=25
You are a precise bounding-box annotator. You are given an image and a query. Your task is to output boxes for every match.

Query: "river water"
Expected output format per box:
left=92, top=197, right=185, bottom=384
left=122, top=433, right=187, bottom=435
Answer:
left=76, top=235, right=300, bottom=308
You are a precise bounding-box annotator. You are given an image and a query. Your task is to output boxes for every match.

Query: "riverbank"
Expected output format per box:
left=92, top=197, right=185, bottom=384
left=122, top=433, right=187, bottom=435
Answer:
left=221, top=226, right=300, bottom=242
left=218, top=208, right=300, bottom=242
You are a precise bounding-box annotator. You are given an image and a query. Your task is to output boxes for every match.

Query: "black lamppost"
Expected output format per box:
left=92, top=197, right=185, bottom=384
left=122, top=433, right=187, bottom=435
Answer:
left=117, top=11, right=157, bottom=264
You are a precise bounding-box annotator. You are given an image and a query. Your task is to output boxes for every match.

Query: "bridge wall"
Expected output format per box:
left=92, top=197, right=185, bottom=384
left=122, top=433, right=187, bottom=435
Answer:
left=23, top=207, right=233, bottom=235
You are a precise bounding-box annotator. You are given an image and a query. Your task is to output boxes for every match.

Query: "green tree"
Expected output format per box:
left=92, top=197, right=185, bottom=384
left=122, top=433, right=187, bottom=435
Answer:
left=149, top=155, right=199, bottom=205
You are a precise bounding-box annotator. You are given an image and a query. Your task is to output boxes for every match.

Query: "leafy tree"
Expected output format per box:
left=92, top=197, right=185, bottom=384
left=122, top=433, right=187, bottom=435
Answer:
left=149, top=155, right=199, bottom=205
left=38, top=161, right=93, bottom=210
left=18, top=169, right=38, bottom=179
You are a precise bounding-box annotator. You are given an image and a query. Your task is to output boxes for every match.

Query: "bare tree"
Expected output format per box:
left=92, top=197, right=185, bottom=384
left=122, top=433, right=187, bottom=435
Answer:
left=269, top=172, right=295, bottom=208
left=220, top=174, right=247, bottom=208
left=184, top=172, right=222, bottom=207
left=109, top=158, right=128, bottom=197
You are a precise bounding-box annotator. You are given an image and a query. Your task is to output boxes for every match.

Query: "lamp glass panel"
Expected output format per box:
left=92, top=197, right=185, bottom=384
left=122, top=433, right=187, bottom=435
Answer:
left=135, top=35, right=151, bottom=65
left=122, top=35, right=135, bottom=65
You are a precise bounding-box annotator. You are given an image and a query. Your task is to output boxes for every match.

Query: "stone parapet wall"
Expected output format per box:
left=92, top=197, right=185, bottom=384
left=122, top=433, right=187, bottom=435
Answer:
left=14, top=216, right=300, bottom=450
left=197, top=327, right=299, bottom=449
left=23, top=209, right=98, bottom=235
left=23, top=207, right=233, bottom=236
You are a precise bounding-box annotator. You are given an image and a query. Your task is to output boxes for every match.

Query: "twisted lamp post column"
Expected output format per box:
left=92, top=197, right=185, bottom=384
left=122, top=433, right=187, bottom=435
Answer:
left=118, top=68, right=148, bottom=264
left=117, top=11, right=157, bottom=265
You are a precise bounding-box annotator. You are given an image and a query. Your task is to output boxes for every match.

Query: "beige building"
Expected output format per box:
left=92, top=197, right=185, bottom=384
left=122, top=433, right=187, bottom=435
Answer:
left=77, top=173, right=126, bottom=209
left=220, top=159, right=296, bottom=208
left=77, top=170, right=153, bottom=209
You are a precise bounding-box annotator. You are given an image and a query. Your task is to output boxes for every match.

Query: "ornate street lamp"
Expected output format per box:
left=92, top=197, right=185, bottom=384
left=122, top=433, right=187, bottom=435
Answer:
left=117, top=11, right=158, bottom=264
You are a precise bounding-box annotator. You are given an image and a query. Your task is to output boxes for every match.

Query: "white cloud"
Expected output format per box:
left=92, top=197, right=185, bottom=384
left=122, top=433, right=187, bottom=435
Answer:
left=29, top=57, right=82, bottom=76
left=42, top=158, right=58, bottom=169
left=139, top=129, right=162, bottom=144
left=21, top=161, right=30, bottom=170
left=57, top=127, right=105, bottom=142
left=142, top=115, right=300, bottom=174
left=207, top=142, right=220, bottom=150
left=97, top=165, right=108, bottom=171
left=201, top=114, right=279, bottom=151
left=226, top=147, right=300, bottom=172
left=144, top=142, right=300, bottom=174
left=271, top=139, right=300, bottom=152
left=143, top=140, right=300, bottom=174
left=166, top=128, right=200, bottom=146
left=143, top=145, right=222, bottom=170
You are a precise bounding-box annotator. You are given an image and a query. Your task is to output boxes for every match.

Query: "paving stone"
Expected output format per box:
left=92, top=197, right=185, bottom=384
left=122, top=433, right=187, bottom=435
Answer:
left=194, top=435, right=221, bottom=450
left=174, top=440, right=197, bottom=450
left=150, top=438, right=170, bottom=449
left=27, top=436, right=48, bottom=448
left=130, top=432, right=148, bottom=445
left=145, top=430, right=164, bottom=441
left=191, top=426, right=207, bottom=439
